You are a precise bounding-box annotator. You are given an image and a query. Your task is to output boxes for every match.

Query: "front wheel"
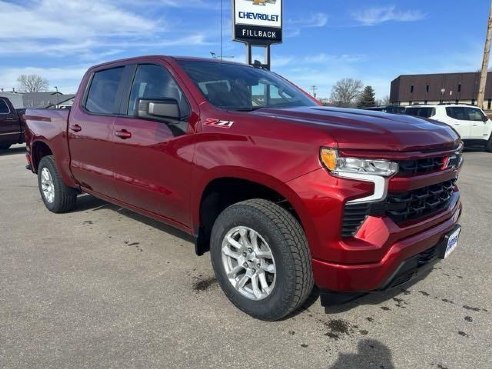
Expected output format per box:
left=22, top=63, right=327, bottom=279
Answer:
left=210, top=199, right=313, bottom=321
left=38, top=156, right=77, bottom=213
left=486, top=135, right=492, bottom=152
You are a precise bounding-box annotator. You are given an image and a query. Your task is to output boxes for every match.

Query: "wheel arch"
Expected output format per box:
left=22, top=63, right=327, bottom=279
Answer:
left=193, top=170, right=311, bottom=256
left=31, top=140, right=53, bottom=172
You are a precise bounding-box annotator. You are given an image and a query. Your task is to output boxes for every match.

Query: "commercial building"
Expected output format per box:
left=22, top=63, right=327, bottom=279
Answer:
left=0, top=91, right=75, bottom=109
left=390, top=72, right=492, bottom=109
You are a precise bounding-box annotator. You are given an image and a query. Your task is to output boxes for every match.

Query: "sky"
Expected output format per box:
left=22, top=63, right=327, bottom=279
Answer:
left=0, top=0, right=490, bottom=99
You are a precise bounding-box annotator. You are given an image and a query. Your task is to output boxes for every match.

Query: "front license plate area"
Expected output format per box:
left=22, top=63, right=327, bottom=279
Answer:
left=440, top=226, right=461, bottom=259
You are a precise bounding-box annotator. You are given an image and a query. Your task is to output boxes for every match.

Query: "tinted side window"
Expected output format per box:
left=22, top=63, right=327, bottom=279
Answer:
left=85, top=67, right=124, bottom=114
left=128, top=64, right=190, bottom=117
left=405, top=107, right=435, bottom=118
left=0, top=99, right=10, bottom=114
left=446, top=107, right=467, bottom=120
left=466, top=108, right=486, bottom=121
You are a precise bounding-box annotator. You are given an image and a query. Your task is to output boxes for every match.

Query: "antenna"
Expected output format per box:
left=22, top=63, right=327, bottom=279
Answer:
left=220, top=0, right=223, bottom=61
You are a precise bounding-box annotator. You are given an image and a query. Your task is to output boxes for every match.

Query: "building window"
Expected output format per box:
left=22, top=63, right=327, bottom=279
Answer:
left=426, top=85, right=430, bottom=93
left=410, top=85, right=414, bottom=93
left=458, top=83, right=462, bottom=92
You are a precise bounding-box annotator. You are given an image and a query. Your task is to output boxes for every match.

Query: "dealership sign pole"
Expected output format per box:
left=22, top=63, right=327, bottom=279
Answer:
left=232, top=0, right=283, bottom=70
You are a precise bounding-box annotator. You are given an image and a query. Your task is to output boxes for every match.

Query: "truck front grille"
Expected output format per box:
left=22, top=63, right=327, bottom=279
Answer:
left=341, top=179, right=457, bottom=237
left=385, top=179, right=456, bottom=223
left=397, top=157, right=445, bottom=175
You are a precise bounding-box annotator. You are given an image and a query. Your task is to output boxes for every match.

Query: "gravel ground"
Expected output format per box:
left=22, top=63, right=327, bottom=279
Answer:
left=1, top=145, right=491, bottom=369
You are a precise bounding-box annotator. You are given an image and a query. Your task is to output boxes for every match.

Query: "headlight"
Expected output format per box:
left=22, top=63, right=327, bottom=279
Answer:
left=320, top=148, right=398, bottom=177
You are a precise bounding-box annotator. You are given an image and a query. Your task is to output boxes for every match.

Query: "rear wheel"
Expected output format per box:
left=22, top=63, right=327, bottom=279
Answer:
left=210, top=199, right=313, bottom=321
left=38, top=156, right=77, bottom=213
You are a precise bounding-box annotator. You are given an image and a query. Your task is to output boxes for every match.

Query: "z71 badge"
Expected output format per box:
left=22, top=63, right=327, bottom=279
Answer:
left=205, top=118, right=234, bottom=128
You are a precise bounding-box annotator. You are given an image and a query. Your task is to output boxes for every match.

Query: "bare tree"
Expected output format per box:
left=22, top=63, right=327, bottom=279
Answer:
left=329, top=78, right=364, bottom=107
left=17, top=74, right=49, bottom=93
left=377, top=95, right=391, bottom=106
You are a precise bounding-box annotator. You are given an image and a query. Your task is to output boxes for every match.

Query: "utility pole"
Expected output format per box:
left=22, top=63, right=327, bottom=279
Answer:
left=311, top=85, right=318, bottom=98
left=478, top=0, right=492, bottom=109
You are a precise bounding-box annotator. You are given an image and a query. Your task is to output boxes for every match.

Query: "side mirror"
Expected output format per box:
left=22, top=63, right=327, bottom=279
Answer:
left=483, top=115, right=489, bottom=123
left=136, top=98, right=180, bottom=121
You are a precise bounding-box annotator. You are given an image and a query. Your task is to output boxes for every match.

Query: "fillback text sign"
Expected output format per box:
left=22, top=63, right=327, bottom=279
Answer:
left=233, top=0, right=283, bottom=45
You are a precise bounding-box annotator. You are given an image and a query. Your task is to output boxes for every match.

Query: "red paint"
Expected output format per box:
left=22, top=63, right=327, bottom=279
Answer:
left=24, top=56, right=463, bottom=293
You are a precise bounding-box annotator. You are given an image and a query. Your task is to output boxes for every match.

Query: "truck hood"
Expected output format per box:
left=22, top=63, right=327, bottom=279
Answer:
left=252, top=106, right=460, bottom=152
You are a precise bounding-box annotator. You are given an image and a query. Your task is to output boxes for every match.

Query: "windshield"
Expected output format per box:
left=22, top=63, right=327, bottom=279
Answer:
left=177, top=60, right=317, bottom=111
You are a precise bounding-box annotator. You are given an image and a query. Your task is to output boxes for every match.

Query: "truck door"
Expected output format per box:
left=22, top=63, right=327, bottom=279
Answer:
left=466, top=107, right=490, bottom=140
left=68, top=66, right=128, bottom=197
left=0, top=98, right=20, bottom=145
left=444, top=107, right=472, bottom=139
left=112, top=63, right=194, bottom=228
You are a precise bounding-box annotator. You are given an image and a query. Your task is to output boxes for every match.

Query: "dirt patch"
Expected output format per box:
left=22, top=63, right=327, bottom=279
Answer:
left=193, top=277, right=217, bottom=292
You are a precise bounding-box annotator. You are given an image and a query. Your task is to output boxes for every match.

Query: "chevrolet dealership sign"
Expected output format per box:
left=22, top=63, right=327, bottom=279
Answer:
left=233, top=0, right=283, bottom=44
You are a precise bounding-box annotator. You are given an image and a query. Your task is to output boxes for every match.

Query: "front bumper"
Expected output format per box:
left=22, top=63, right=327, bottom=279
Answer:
left=287, top=166, right=462, bottom=295
left=311, top=196, right=461, bottom=292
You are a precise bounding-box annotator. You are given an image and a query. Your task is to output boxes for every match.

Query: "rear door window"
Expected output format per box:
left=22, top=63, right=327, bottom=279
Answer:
left=405, top=107, right=435, bottom=118
left=0, top=99, right=10, bottom=114
left=85, top=67, right=125, bottom=114
left=445, top=107, right=467, bottom=120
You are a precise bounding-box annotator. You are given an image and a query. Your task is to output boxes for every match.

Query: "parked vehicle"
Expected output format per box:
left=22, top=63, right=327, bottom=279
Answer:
left=0, top=97, right=25, bottom=151
left=24, top=56, right=463, bottom=320
left=364, top=105, right=407, bottom=114
left=405, top=104, right=492, bottom=151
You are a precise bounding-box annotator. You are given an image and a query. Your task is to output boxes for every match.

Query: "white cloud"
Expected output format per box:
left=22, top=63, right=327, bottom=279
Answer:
left=352, top=6, right=425, bottom=26
left=287, top=12, right=328, bottom=37
left=0, top=0, right=213, bottom=61
left=0, top=0, right=156, bottom=40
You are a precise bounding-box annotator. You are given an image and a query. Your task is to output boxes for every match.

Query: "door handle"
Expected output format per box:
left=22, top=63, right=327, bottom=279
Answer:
left=115, top=129, right=132, bottom=139
left=70, top=124, right=82, bottom=132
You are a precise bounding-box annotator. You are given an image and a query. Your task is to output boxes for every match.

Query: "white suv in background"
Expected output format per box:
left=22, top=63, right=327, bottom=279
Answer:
left=405, top=104, right=492, bottom=152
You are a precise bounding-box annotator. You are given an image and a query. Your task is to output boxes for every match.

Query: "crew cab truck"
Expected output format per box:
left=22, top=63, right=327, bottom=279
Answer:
left=25, top=56, right=463, bottom=321
left=0, top=96, right=24, bottom=151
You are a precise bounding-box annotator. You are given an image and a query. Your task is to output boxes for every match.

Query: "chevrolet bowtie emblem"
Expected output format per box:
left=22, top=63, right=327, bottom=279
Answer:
left=250, top=0, right=277, bottom=5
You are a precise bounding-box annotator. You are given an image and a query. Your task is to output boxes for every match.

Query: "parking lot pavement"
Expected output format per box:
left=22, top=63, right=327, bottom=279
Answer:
left=1, top=145, right=491, bottom=369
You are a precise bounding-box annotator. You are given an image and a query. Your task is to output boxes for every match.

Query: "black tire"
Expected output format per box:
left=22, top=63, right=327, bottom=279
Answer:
left=486, top=135, right=492, bottom=152
left=210, top=199, right=313, bottom=321
left=0, top=144, right=11, bottom=151
left=38, top=155, right=77, bottom=213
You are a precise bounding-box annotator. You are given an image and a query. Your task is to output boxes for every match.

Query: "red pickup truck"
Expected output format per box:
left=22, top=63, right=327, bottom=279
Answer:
left=0, top=96, right=25, bottom=151
left=25, top=56, right=463, bottom=320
